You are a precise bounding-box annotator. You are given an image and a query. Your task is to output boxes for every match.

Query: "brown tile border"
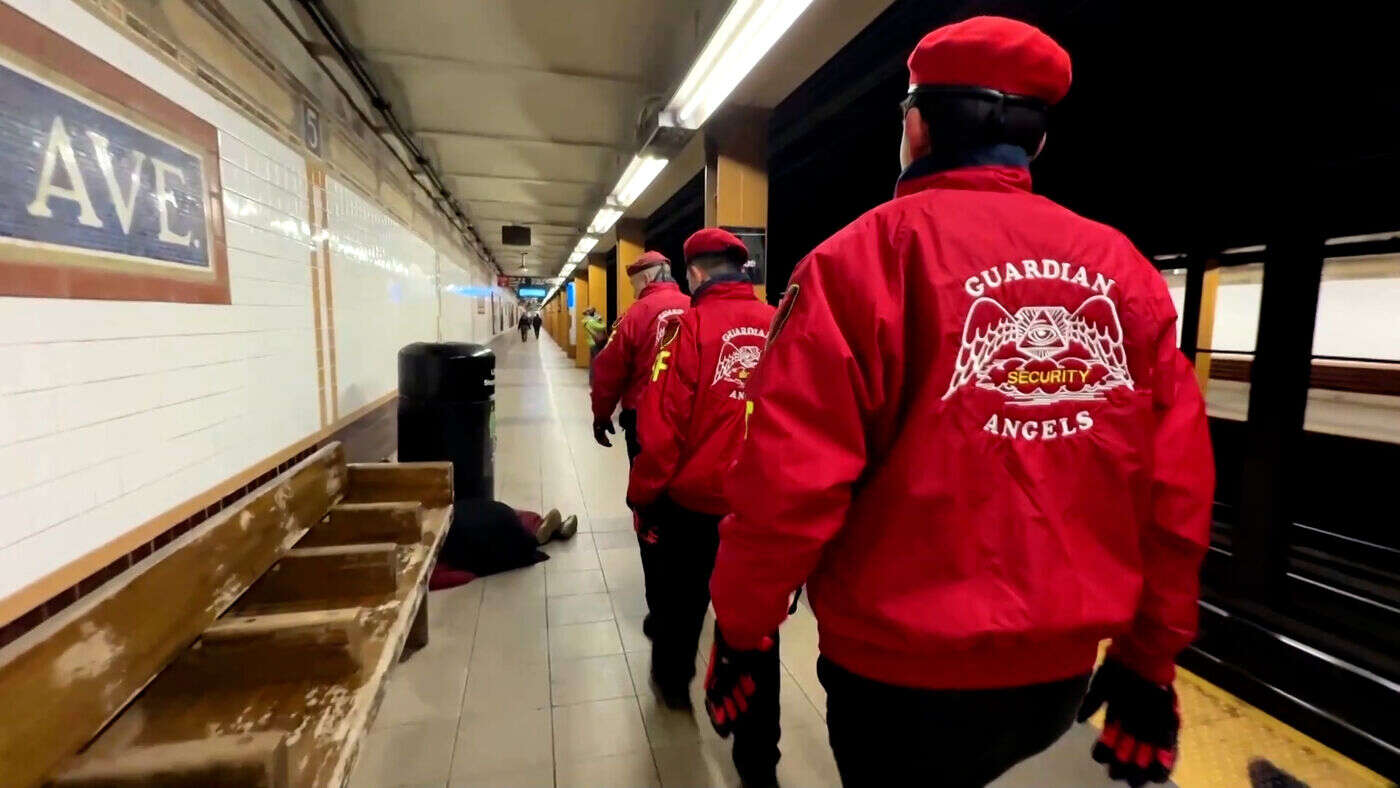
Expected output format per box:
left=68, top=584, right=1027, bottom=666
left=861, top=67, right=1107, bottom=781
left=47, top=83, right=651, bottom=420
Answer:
left=1207, top=356, right=1400, bottom=396
left=0, top=390, right=399, bottom=647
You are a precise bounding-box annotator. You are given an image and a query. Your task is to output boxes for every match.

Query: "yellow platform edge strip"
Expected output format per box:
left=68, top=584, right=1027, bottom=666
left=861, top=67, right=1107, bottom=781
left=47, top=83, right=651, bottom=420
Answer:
left=1088, top=652, right=1394, bottom=788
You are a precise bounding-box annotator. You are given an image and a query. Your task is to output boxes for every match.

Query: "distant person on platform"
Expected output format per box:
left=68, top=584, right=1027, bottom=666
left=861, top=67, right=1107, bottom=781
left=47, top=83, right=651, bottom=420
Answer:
left=704, top=17, right=1214, bottom=788
left=590, top=251, right=689, bottom=461
left=531, top=311, right=542, bottom=339
left=628, top=229, right=779, bottom=786
left=583, top=307, right=608, bottom=361
left=518, top=312, right=530, bottom=342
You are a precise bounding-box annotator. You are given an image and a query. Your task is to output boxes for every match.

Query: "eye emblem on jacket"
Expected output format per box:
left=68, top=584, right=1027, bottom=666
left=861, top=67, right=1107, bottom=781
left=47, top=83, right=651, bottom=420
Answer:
left=945, top=295, right=1134, bottom=404
left=714, top=326, right=768, bottom=398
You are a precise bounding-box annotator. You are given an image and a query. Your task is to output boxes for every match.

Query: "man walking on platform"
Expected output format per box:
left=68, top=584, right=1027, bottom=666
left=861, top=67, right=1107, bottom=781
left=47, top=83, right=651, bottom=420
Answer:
left=530, top=311, right=542, bottom=339
left=628, top=229, right=779, bottom=787
left=704, top=17, right=1214, bottom=788
left=591, top=249, right=691, bottom=645
left=591, top=250, right=689, bottom=460
left=517, top=311, right=530, bottom=342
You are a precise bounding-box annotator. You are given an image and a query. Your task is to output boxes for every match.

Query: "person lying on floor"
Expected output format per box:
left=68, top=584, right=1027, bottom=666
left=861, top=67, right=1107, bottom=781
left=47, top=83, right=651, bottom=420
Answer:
left=431, top=501, right=577, bottom=590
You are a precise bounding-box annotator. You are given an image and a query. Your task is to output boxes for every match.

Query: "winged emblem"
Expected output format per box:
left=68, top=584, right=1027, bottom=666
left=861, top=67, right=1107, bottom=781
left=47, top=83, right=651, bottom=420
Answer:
left=943, top=295, right=1133, bottom=403
left=713, top=341, right=764, bottom=386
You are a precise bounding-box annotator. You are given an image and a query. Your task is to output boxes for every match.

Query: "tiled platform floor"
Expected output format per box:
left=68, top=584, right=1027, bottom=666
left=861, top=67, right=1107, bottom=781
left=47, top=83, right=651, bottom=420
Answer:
left=349, top=333, right=1384, bottom=788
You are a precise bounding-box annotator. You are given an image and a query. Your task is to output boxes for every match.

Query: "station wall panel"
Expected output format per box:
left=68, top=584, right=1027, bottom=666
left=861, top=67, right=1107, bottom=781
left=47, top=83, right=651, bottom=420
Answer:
left=0, top=0, right=507, bottom=617
left=324, top=176, right=437, bottom=416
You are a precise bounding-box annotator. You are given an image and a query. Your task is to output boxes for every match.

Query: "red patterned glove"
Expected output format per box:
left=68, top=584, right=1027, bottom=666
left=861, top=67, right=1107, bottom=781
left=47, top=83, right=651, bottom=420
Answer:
left=703, top=624, right=774, bottom=738
left=1077, top=658, right=1180, bottom=786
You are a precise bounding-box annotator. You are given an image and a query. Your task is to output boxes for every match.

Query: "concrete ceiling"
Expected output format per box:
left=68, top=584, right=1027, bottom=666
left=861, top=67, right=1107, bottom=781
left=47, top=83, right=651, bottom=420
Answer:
left=321, top=0, right=895, bottom=274
left=623, top=0, right=898, bottom=231
left=322, top=0, right=726, bottom=276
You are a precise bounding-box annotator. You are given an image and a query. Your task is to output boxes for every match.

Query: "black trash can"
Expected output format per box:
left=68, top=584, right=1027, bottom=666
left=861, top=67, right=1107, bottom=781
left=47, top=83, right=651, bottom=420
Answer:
left=398, top=342, right=495, bottom=501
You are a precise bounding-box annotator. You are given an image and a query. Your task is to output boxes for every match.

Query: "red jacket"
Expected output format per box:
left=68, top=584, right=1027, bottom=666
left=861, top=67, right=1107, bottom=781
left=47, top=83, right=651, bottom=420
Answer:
left=592, top=281, right=690, bottom=421
left=628, top=280, right=776, bottom=515
left=711, top=161, right=1214, bottom=690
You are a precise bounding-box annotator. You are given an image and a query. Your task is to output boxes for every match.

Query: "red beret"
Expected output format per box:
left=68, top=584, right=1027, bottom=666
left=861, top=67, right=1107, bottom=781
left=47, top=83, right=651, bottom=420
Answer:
left=626, top=250, right=670, bottom=276
left=907, top=16, right=1071, bottom=105
left=683, top=228, right=748, bottom=263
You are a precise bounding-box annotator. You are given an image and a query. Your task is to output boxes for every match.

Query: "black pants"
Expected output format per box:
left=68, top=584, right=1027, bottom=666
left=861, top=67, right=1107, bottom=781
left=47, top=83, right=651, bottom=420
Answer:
left=622, top=408, right=660, bottom=626
left=647, top=496, right=781, bottom=779
left=618, top=408, right=642, bottom=462
left=819, top=658, right=1089, bottom=788
left=532, top=325, right=541, bottom=338
left=519, top=326, right=529, bottom=341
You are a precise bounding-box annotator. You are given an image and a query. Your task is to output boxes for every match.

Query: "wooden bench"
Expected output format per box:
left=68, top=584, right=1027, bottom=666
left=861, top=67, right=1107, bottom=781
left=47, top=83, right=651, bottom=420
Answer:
left=0, top=443, right=455, bottom=787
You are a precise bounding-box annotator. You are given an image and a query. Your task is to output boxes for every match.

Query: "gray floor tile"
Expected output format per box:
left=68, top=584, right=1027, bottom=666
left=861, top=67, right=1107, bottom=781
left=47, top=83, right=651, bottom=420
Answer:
left=556, top=751, right=661, bottom=788
left=549, top=620, right=624, bottom=661
left=350, top=721, right=458, bottom=787
left=453, top=706, right=554, bottom=779
left=552, top=697, right=650, bottom=762
left=547, top=592, right=615, bottom=625
left=551, top=653, right=636, bottom=706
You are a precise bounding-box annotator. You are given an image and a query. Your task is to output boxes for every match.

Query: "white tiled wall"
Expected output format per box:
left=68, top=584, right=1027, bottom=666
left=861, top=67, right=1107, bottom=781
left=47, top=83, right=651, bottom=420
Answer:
left=325, top=178, right=438, bottom=414
left=438, top=249, right=495, bottom=345
left=0, top=0, right=501, bottom=604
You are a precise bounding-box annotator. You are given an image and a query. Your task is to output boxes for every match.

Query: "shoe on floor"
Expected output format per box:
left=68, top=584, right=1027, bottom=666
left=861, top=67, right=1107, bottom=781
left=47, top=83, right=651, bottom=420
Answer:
left=642, top=613, right=656, bottom=640
left=650, top=671, right=692, bottom=710
left=558, top=514, right=578, bottom=540
left=535, top=509, right=563, bottom=544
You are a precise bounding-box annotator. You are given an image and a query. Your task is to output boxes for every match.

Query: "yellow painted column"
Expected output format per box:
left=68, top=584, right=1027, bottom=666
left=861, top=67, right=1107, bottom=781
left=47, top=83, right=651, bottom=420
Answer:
left=587, top=253, right=608, bottom=328
left=574, top=271, right=591, bottom=369
left=615, top=219, right=645, bottom=316
left=564, top=291, right=576, bottom=357
left=1195, top=262, right=1220, bottom=393
left=705, top=106, right=770, bottom=302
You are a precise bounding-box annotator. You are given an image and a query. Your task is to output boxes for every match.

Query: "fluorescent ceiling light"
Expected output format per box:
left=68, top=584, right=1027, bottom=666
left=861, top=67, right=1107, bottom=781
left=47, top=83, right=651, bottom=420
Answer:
left=560, top=263, right=577, bottom=276
left=1325, top=231, right=1400, bottom=246
left=575, top=236, right=599, bottom=256
left=612, top=156, right=669, bottom=207
left=1221, top=244, right=1266, bottom=255
left=666, top=0, right=815, bottom=129
left=1152, top=253, right=1186, bottom=261
left=589, top=206, right=625, bottom=235
left=568, top=251, right=586, bottom=264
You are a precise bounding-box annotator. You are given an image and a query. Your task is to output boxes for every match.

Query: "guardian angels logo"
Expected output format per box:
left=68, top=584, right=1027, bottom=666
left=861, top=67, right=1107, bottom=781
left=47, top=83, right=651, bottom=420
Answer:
left=944, top=258, right=1133, bottom=441
left=713, top=326, right=767, bottom=399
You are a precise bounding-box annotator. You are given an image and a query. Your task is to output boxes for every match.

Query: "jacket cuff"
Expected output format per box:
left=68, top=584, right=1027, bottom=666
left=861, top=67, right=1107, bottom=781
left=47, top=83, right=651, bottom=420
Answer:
left=715, top=620, right=771, bottom=652
left=1107, top=640, right=1177, bottom=686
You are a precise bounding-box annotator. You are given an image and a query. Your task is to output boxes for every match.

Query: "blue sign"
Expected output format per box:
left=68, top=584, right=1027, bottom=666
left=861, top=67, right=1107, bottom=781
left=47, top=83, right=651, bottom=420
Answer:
left=518, top=287, right=547, bottom=298
left=0, top=60, right=210, bottom=268
left=566, top=281, right=575, bottom=308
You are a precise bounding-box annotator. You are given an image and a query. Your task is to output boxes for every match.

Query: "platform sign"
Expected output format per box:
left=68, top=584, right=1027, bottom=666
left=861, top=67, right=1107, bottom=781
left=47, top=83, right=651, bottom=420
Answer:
left=302, top=100, right=322, bottom=157
left=0, top=6, right=229, bottom=304
left=722, top=225, right=766, bottom=286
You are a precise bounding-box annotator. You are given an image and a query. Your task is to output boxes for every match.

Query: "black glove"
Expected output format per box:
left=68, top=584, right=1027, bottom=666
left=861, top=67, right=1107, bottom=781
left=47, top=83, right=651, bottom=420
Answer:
left=703, top=624, right=774, bottom=738
left=593, top=418, right=615, bottom=447
left=1077, top=658, right=1180, bottom=786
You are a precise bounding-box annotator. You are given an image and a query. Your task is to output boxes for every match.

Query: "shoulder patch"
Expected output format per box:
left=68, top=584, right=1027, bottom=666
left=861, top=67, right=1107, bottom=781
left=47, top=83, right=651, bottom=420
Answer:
left=766, top=284, right=800, bottom=348
left=658, top=317, right=682, bottom=350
